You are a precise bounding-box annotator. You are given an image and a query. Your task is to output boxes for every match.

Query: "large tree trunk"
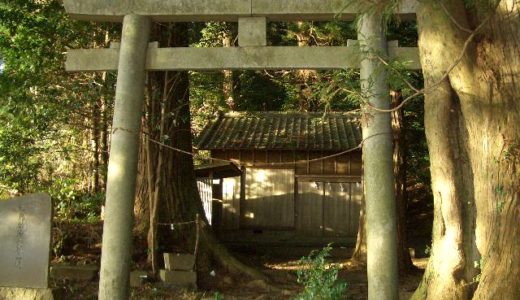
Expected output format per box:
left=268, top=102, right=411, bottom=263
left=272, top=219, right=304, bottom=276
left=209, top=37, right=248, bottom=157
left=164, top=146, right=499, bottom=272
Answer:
left=468, top=2, right=520, bottom=298
left=413, top=1, right=520, bottom=299
left=166, top=25, right=268, bottom=282
left=135, top=23, right=268, bottom=281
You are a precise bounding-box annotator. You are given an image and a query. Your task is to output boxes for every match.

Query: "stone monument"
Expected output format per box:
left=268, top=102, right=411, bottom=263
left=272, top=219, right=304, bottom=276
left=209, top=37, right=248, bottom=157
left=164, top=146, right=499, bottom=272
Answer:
left=0, top=193, right=53, bottom=298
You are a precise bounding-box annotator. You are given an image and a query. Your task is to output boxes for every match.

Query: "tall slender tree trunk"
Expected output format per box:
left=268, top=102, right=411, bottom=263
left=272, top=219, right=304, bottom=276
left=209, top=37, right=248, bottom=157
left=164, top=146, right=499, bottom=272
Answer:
left=100, top=76, right=110, bottom=188
left=92, top=91, right=101, bottom=193
left=295, top=22, right=317, bottom=111
left=392, top=91, right=414, bottom=273
left=100, top=70, right=111, bottom=189
left=222, top=32, right=235, bottom=110
left=413, top=1, right=520, bottom=299
left=351, top=202, right=367, bottom=264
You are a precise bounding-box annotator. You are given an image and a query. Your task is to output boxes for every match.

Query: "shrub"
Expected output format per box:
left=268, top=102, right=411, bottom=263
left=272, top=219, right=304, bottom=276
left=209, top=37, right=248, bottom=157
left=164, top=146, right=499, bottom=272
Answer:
left=295, top=244, right=347, bottom=300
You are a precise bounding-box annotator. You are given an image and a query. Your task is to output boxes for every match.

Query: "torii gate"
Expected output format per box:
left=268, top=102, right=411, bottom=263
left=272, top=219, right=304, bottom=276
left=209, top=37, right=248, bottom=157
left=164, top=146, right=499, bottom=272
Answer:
left=63, top=1, right=419, bottom=299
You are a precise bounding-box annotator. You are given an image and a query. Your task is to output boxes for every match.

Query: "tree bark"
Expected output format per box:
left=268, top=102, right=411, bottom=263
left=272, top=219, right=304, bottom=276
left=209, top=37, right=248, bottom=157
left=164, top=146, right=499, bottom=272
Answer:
left=222, top=31, right=235, bottom=110
left=166, top=25, right=268, bottom=281
left=92, top=90, right=101, bottom=193
left=413, top=1, right=520, bottom=299
left=467, top=2, right=520, bottom=298
left=392, top=91, right=414, bottom=273
left=100, top=74, right=110, bottom=188
left=134, top=22, right=268, bottom=282
left=351, top=201, right=367, bottom=264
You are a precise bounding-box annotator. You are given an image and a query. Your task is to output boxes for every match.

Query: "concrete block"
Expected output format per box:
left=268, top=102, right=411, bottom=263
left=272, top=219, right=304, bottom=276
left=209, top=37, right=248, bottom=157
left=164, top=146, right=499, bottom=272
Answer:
left=159, top=270, right=197, bottom=289
left=50, top=264, right=98, bottom=281
left=239, top=17, right=267, bottom=47
left=129, top=270, right=148, bottom=288
left=163, top=253, right=195, bottom=271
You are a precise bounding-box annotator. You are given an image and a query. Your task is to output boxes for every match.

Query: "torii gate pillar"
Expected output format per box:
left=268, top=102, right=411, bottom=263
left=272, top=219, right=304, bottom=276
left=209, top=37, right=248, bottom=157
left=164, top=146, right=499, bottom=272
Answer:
left=358, top=10, right=399, bottom=300
left=98, top=14, right=151, bottom=300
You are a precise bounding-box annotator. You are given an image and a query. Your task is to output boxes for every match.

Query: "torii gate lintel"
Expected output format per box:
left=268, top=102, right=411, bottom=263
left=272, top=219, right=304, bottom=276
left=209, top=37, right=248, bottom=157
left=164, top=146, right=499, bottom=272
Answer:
left=63, top=0, right=417, bottom=22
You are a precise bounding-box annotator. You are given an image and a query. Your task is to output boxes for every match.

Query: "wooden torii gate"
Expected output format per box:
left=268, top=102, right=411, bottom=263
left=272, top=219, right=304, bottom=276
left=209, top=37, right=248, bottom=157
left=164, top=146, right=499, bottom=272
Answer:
left=63, top=1, right=419, bottom=299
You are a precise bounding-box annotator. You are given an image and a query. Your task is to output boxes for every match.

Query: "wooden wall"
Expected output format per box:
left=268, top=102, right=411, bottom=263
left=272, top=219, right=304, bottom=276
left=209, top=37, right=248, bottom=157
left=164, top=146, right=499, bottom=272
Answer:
left=242, top=168, right=294, bottom=229
left=221, top=176, right=241, bottom=230
left=211, top=150, right=362, bottom=176
left=297, top=180, right=362, bottom=237
left=211, top=150, right=363, bottom=238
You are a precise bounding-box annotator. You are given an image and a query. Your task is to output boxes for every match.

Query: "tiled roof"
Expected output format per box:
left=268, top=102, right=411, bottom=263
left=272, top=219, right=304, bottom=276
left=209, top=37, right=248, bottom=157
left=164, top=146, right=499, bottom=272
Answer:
left=195, top=111, right=361, bottom=151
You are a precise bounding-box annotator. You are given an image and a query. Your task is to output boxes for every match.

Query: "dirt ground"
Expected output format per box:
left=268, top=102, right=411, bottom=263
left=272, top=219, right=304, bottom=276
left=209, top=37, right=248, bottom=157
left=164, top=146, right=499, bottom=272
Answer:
left=51, top=246, right=427, bottom=300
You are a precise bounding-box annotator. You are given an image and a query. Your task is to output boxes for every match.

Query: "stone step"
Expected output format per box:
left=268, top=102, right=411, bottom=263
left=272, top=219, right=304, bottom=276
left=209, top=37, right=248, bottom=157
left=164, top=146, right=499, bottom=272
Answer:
left=49, top=264, right=98, bottom=281
left=163, top=253, right=195, bottom=271
left=159, top=270, right=197, bottom=289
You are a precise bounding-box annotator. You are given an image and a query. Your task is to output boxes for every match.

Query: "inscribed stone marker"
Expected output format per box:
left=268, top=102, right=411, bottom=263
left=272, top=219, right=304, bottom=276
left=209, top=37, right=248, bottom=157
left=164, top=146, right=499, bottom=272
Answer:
left=0, top=193, right=52, bottom=289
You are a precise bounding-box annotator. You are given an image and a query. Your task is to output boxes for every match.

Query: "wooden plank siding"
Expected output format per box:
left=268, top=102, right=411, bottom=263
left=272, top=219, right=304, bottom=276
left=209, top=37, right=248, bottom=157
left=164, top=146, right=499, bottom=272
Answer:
left=350, top=181, right=363, bottom=237
left=221, top=176, right=241, bottom=230
left=297, top=180, right=362, bottom=237
left=323, top=182, right=350, bottom=237
left=242, top=168, right=294, bottom=229
left=296, top=181, right=324, bottom=235
left=211, top=149, right=362, bottom=176
left=211, top=149, right=362, bottom=238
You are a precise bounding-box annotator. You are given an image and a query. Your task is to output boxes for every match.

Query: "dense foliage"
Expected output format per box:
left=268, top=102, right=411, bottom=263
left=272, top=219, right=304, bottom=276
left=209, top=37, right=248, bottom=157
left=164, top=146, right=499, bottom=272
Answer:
left=0, top=0, right=118, bottom=220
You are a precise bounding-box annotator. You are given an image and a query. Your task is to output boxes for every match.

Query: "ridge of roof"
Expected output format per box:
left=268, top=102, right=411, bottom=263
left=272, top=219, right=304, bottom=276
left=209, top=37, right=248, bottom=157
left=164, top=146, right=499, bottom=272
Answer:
left=222, top=110, right=360, bottom=117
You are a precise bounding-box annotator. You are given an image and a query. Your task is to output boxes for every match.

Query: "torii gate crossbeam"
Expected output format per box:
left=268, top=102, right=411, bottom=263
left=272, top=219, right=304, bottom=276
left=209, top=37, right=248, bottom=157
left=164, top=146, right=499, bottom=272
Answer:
left=63, top=0, right=417, bottom=22
left=66, top=43, right=421, bottom=72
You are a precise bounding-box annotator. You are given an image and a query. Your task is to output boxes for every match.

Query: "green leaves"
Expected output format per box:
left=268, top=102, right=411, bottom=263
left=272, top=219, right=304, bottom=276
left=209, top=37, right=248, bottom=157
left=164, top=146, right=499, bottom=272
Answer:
left=295, top=245, right=347, bottom=300
left=0, top=0, right=117, bottom=197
